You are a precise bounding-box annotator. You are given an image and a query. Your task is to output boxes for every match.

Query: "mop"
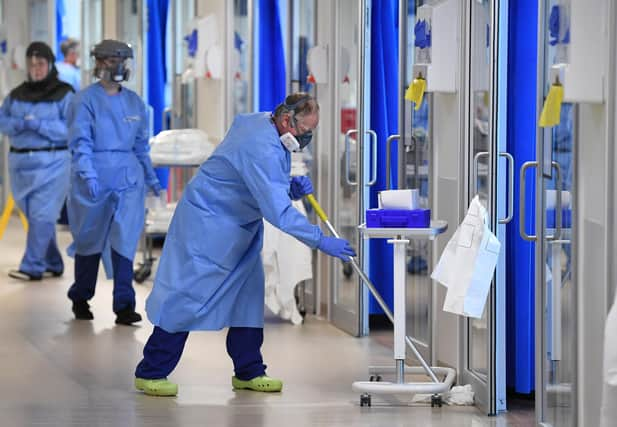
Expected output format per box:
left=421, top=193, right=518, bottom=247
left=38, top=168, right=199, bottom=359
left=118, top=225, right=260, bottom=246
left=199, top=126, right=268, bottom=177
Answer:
left=306, top=194, right=439, bottom=383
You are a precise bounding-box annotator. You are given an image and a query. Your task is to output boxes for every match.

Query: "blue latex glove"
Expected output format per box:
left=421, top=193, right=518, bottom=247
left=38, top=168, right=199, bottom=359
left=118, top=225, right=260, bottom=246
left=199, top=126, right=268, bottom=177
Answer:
left=85, top=177, right=99, bottom=199
left=549, top=5, right=560, bottom=46
left=414, top=20, right=431, bottom=49
left=317, top=236, right=356, bottom=262
left=149, top=181, right=162, bottom=197
left=289, top=176, right=313, bottom=200
left=24, top=118, right=41, bottom=131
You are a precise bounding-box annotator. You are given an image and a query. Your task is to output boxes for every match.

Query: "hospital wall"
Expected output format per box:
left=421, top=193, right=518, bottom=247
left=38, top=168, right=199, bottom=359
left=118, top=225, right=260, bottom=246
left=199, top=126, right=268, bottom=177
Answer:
left=562, top=0, right=614, bottom=423
left=577, top=103, right=609, bottom=426
left=103, top=0, right=118, bottom=39
left=195, top=0, right=227, bottom=143
left=4, top=1, right=30, bottom=88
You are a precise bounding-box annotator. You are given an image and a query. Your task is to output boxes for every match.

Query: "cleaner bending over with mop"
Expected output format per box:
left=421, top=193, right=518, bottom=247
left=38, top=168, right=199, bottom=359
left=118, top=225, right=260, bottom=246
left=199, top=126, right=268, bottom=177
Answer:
left=135, top=93, right=355, bottom=396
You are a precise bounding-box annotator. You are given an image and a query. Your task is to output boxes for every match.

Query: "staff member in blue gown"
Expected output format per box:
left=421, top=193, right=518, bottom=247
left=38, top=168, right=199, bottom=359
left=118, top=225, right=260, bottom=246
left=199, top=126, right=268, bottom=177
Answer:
left=66, top=40, right=161, bottom=325
left=0, top=42, right=74, bottom=281
left=55, top=38, right=81, bottom=93
left=134, top=93, right=356, bottom=397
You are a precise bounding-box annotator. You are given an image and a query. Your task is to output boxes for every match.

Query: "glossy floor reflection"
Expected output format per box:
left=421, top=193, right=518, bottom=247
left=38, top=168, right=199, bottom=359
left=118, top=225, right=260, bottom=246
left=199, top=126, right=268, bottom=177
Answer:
left=0, top=218, right=533, bottom=426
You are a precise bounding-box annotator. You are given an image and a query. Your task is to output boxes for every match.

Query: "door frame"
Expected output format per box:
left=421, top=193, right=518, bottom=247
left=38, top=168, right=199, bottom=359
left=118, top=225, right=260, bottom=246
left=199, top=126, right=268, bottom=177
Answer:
left=328, top=0, right=371, bottom=337
left=458, top=0, right=508, bottom=415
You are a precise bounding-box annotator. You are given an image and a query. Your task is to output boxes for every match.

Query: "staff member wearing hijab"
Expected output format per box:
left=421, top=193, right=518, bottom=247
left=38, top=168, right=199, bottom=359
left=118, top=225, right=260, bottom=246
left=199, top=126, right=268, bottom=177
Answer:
left=0, top=41, right=74, bottom=281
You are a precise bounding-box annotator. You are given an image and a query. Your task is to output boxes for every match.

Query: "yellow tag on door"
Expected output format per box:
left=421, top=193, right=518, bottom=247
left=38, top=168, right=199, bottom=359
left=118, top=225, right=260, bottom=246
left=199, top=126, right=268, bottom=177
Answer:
left=539, top=83, right=564, bottom=127
left=405, top=77, right=427, bottom=111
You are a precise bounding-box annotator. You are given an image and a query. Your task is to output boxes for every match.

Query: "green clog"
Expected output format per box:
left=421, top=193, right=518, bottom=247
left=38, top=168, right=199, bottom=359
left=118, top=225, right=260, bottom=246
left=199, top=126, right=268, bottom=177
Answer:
left=134, top=377, right=178, bottom=396
left=232, top=375, right=283, bottom=392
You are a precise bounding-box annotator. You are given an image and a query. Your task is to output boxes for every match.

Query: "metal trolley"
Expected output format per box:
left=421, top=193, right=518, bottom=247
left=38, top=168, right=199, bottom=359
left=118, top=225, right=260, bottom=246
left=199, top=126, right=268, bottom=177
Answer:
left=306, top=195, right=456, bottom=407
left=354, top=222, right=456, bottom=407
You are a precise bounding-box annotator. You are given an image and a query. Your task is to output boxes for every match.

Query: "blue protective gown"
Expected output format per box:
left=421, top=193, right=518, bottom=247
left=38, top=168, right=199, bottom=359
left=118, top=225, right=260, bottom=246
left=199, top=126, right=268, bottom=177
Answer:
left=0, top=94, right=73, bottom=275
left=146, top=113, right=323, bottom=332
left=67, top=82, right=158, bottom=260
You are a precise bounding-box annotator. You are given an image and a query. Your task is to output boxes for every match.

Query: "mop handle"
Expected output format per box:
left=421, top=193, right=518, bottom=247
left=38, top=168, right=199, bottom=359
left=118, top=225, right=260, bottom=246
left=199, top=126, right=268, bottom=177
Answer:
left=304, top=192, right=440, bottom=383
left=306, top=194, right=328, bottom=222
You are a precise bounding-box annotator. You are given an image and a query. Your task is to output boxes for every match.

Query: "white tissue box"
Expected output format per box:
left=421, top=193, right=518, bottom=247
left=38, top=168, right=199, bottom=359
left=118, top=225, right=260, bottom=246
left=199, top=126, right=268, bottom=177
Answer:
left=378, top=189, right=420, bottom=210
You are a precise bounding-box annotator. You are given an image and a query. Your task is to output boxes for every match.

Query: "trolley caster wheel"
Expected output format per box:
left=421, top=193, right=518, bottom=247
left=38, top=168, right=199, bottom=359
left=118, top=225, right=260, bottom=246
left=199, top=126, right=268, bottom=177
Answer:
left=431, top=394, right=443, bottom=408
left=360, top=393, right=372, bottom=407
left=133, top=265, right=151, bottom=284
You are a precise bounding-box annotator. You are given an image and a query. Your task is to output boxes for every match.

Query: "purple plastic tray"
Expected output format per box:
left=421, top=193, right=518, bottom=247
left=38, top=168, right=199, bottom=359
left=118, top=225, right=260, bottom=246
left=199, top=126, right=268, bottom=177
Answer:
left=366, top=209, right=431, bottom=228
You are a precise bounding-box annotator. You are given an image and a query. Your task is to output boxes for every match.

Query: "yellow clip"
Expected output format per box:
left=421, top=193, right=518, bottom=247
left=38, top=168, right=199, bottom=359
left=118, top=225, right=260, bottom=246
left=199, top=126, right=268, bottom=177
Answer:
left=405, top=77, right=427, bottom=111
left=539, top=83, right=564, bottom=127
left=0, top=194, right=28, bottom=240
left=306, top=194, right=328, bottom=222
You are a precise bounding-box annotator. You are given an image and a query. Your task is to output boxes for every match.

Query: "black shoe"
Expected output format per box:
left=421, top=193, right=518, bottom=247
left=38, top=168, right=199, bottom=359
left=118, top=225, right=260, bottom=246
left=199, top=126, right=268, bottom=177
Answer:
left=8, top=270, right=42, bottom=281
left=115, top=308, right=142, bottom=325
left=72, top=300, right=94, bottom=320
left=43, top=269, right=64, bottom=278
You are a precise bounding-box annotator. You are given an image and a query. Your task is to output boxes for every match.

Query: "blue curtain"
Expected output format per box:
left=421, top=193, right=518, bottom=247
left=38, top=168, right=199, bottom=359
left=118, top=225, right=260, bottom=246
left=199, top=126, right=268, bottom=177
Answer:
left=368, top=1, right=398, bottom=314
left=147, top=0, right=170, bottom=189
left=257, top=0, right=286, bottom=111
left=506, top=0, right=537, bottom=393
left=56, top=0, right=65, bottom=59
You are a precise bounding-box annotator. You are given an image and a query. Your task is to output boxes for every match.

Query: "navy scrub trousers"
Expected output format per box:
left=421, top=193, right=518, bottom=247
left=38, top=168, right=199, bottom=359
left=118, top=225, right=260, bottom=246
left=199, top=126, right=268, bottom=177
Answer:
left=67, top=248, right=136, bottom=313
left=135, top=326, right=267, bottom=381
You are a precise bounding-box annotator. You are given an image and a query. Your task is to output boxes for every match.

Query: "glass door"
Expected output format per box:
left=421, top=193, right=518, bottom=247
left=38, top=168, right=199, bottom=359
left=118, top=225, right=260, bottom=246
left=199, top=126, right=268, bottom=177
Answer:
left=534, top=1, right=577, bottom=424
left=397, top=0, right=435, bottom=365
left=460, top=0, right=507, bottom=414
left=165, top=0, right=196, bottom=203
left=289, top=0, right=317, bottom=314
left=230, top=0, right=253, bottom=117
left=170, top=0, right=195, bottom=130
left=330, top=0, right=370, bottom=336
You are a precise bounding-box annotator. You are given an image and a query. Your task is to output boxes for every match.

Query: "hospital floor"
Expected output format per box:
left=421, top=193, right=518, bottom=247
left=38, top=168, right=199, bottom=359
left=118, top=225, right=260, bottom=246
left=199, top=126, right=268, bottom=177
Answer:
left=0, top=218, right=534, bottom=427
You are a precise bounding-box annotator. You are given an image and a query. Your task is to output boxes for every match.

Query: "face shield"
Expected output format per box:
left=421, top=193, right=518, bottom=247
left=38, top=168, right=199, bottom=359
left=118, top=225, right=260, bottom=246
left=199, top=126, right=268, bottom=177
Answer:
left=93, top=56, right=133, bottom=82
left=25, top=41, right=55, bottom=82
left=90, top=39, right=134, bottom=83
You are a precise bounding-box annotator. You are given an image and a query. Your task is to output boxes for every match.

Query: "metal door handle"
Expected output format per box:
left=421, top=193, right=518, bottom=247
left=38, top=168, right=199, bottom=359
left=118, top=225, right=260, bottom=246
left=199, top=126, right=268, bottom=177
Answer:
left=548, top=162, right=564, bottom=361
left=162, top=107, right=172, bottom=131
left=385, top=134, right=400, bottom=190
left=366, top=129, right=378, bottom=186
left=345, top=129, right=359, bottom=186
left=519, top=161, right=539, bottom=241
left=473, top=151, right=489, bottom=195
left=547, top=161, right=563, bottom=241
left=499, top=152, right=515, bottom=224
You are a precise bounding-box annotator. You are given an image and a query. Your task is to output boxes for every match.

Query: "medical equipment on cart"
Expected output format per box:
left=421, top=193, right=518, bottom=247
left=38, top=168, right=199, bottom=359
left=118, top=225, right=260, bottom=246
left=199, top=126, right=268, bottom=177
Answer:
left=366, top=208, right=431, bottom=228
left=149, top=128, right=215, bottom=165
left=306, top=194, right=456, bottom=407
left=378, top=189, right=420, bottom=210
